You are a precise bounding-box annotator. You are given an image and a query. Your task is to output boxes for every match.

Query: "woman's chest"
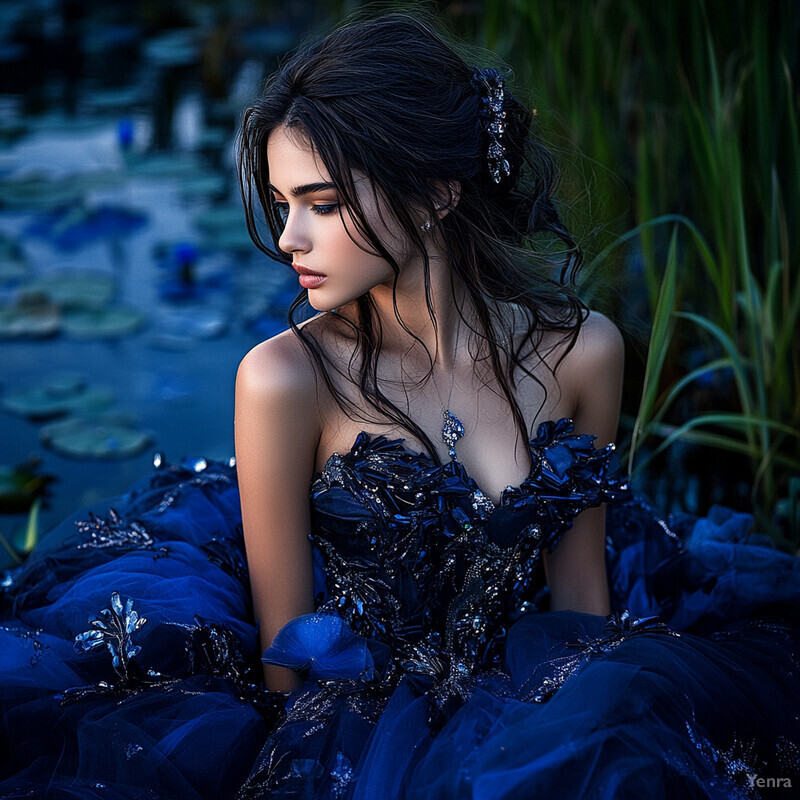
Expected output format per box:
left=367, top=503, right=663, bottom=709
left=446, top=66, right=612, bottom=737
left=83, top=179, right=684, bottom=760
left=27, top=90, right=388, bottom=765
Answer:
left=314, top=368, right=571, bottom=506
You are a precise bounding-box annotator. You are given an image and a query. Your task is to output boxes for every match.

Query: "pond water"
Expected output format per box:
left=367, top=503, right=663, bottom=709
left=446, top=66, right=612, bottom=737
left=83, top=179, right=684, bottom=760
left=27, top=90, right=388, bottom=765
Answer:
left=0, top=2, right=313, bottom=553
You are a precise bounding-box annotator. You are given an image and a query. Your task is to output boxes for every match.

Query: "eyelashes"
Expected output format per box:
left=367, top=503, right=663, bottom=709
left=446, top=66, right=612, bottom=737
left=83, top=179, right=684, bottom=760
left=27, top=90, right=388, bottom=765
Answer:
left=312, top=204, right=340, bottom=216
left=271, top=201, right=339, bottom=227
left=272, top=201, right=289, bottom=226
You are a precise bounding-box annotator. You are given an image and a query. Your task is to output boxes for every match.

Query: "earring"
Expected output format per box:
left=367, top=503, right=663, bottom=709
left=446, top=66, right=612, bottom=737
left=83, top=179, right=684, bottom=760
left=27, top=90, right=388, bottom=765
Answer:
left=421, top=220, right=432, bottom=233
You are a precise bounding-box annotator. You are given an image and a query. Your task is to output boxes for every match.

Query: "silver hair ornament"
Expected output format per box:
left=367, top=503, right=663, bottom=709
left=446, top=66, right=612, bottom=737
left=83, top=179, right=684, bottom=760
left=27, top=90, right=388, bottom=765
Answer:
left=471, top=67, right=511, bottom=184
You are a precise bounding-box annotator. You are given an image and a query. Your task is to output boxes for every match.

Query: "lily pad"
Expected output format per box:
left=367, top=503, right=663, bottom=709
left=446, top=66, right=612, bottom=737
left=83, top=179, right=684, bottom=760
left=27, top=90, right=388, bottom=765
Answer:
left=2, top=374, right=114, bottom=420
left=0, top=300, right=59, bottom=338
left=0, top=175, right=82, bottom=210
left=23, top=270, right=115, bottom=309
left=39, top=373, right=86, bottom=396
left=40, top=416, right=151, bottom=459
left=62, top=307, right=144, bottom=338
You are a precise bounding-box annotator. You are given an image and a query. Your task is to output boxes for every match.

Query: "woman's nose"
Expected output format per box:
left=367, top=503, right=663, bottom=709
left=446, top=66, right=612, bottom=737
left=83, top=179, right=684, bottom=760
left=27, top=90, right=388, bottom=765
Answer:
left=278, top=211, right=309, bottom=256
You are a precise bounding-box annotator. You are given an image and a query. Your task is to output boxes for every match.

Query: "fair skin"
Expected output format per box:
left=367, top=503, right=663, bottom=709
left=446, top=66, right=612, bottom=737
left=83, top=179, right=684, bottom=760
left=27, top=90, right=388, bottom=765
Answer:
left=235, top=125, right=624, bottom=692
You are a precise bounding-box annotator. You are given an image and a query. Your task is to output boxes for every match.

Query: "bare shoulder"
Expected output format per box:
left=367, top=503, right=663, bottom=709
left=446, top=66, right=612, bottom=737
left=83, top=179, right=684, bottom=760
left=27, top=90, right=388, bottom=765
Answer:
left=236, top=326, right=316, bottom=396
left=559, top=310, right=625, bottom=440
left=564, top=310, right=624, bottom=369
left=235, top=311, right=339, bottom=398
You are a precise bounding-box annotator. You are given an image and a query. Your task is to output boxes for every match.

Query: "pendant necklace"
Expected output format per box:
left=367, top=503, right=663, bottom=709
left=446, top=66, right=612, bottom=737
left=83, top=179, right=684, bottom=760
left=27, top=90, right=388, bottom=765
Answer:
left=431, top=317, right=465, bottom=460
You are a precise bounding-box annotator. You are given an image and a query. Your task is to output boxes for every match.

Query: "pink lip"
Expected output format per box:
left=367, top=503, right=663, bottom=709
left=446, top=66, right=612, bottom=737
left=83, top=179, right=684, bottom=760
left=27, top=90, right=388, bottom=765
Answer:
left=298, top=273, right=326, bottom=289
left=293, top=264, right=326, bottom=277
left=293, top=264, right=327, bottom=289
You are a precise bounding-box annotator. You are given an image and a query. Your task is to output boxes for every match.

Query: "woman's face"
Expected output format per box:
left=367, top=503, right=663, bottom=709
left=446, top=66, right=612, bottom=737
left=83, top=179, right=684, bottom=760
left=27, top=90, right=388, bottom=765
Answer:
left=266, top=125, right=405, bottom=312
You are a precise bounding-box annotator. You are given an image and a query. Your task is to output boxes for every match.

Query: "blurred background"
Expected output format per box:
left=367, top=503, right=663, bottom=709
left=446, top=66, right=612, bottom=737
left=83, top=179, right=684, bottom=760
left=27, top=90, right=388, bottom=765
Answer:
left=0, top=0, right=798, bottom=566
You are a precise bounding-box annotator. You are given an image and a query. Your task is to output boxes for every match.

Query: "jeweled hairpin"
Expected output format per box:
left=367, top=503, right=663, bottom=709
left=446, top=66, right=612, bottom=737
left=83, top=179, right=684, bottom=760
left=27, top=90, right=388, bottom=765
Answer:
left=471, top=67, right=510, bottom=184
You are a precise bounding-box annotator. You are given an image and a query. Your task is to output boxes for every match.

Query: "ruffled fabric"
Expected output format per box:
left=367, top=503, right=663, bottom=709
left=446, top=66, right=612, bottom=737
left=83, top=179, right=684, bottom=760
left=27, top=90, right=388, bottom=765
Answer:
left=406, top=610, right=800, bottom=800
left=262, top=612, right=390, bottom=682
left=1, top=420, right=800, bottom=799
left=605, top=494, right=800, bottom=634
left=494, top=417, right=629, bottom=551
left=0, top=457, right=281, bottom=800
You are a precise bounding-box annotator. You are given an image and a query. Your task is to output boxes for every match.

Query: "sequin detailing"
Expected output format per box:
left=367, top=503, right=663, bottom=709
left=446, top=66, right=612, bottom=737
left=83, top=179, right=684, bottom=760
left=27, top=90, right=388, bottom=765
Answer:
left=62, top=591, right=284, bottom=721
left=236, top=683, right=387, bottom=798
left=125, top=743, right=144, bottom=760
left=72, top=591, right=146, bottom=680
left=76, top=509, right=156, bottom=551
left=517, top=611, right=682, bottom=704
left=331, top=751, right=355, bottom=798
left=0, top=624, right=47, bottom=666
left=565, top=610, right=681, bottom=656
left=308, top=418, right=629, bottom=726
left=6, top=420, right=796, bottom=799
left=148, top=456, right=235, bottom=513
left=200, top=532, right=250, bottom=586
left=685, top=722, right=767, bottom=798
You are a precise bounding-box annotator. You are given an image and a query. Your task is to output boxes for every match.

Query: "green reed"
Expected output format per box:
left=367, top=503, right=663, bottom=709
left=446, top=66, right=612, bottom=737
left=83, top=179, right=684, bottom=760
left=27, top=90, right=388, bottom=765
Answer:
left=444, top=0, right=800, bottom=543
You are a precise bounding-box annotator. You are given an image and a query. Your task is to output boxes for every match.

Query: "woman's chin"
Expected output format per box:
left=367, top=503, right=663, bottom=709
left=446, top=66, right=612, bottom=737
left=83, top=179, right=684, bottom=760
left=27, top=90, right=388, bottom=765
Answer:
left=306, top=289, right=364, bottom=313
left=307, top=295, right=337, bottom=312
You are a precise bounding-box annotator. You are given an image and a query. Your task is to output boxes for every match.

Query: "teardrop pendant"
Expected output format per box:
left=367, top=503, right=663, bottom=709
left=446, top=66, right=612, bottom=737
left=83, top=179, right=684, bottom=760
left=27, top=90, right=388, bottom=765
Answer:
left=441, top=409, right=465, bottom=459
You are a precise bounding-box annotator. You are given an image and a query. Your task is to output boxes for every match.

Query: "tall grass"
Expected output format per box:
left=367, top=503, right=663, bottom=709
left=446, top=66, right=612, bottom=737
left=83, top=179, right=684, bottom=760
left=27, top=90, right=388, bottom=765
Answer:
left=440, top=0, right=799, bottom=544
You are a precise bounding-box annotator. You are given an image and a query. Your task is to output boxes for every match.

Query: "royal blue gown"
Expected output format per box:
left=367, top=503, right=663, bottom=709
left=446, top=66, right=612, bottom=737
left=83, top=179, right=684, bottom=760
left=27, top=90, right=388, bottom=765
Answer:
left=1, top=418, right=799, bottom=799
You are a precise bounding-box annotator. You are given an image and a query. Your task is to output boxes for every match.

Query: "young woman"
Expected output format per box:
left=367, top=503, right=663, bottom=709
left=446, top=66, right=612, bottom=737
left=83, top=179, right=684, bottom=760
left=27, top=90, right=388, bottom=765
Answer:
left=1, top=13, right=799, bottom=800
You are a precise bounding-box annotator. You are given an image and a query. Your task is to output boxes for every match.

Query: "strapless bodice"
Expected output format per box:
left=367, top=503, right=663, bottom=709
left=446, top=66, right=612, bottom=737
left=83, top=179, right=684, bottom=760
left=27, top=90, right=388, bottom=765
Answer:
left=307, top=418, right=628, bottom=677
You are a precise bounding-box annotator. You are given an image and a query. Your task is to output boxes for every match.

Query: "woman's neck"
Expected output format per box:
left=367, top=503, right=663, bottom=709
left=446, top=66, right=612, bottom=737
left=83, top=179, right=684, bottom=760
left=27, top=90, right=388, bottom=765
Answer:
left=361, top=251, right=477, bottom=366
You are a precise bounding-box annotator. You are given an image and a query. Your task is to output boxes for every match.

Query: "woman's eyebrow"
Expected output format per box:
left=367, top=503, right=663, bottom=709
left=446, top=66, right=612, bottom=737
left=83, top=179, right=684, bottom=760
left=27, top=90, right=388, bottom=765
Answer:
left=268, top=181, right=337, bottom=197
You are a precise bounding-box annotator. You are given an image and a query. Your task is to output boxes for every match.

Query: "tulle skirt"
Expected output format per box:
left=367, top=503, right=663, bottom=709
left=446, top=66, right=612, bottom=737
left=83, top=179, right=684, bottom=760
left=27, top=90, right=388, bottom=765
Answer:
left=2, top=459, right=799, bottom=799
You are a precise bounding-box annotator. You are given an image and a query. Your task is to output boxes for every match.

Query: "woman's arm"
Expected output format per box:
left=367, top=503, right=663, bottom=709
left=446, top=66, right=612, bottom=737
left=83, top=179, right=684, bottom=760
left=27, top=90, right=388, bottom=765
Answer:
left=541, top=311, right=625, bottom=616
left=235, top=334, right=319, bottom=691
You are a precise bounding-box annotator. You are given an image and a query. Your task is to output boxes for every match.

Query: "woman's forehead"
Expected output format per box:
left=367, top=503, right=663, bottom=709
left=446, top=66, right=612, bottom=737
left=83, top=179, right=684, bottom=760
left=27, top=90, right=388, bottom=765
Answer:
left=266, top=126, right=331, bottom=193
left=266, top=126, right=373, bottom=200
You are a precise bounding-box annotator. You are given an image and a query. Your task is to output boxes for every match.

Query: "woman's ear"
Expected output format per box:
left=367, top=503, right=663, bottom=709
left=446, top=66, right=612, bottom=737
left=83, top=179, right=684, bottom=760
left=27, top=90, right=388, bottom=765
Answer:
left=434, top=181, right=461, bottom=219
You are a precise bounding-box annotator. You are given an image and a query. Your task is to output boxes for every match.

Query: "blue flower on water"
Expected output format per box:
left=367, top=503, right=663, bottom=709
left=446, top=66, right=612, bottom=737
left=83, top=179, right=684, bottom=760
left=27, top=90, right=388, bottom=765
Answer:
left=73, top=591, right=146, bottom=680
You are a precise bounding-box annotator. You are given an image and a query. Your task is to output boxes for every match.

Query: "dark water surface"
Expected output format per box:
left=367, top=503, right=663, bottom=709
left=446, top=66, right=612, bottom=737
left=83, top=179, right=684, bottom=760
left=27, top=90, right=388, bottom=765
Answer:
left=0, top=2, right=313, bottom=547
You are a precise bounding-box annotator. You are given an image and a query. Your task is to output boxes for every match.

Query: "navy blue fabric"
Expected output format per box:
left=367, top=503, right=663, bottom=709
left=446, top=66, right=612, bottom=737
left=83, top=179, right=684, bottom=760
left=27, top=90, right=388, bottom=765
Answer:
left=1, top=421, right=799, bottom=799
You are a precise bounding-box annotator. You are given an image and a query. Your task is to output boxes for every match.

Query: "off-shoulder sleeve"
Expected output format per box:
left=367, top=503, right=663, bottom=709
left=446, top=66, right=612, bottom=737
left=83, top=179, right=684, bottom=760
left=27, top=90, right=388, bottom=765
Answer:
left=501, top=418, right=630, bottom=553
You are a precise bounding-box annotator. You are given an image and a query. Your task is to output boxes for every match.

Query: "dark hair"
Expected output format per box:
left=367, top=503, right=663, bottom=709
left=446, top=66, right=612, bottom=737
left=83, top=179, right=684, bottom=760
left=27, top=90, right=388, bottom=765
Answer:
left=238, top=12, right=587, bottom=461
